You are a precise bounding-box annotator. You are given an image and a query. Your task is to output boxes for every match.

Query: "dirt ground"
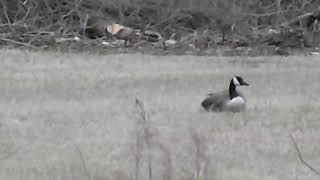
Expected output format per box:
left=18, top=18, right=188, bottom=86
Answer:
left=0, top=49, right=319, bottom=180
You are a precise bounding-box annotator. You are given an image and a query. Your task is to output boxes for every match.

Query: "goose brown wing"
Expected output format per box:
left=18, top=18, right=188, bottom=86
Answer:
left=201, top=90, right=229, bottom=111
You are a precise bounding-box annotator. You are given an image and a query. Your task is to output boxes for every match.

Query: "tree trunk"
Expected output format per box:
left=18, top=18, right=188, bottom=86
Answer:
left=276, top=0, right=282, bottom=26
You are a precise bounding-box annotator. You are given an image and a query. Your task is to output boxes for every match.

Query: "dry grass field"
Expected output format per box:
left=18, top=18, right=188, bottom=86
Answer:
left=0, top=49, right=319, bottom=180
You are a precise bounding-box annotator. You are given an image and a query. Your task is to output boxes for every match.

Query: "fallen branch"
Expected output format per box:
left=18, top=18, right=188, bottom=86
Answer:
left=0, top=37, right=40, bottom=49
left=245, top=9, right=293, bottom=18
left=281, top=12, right=314, bottom=27
left=290, top=134, right=320, bottom=176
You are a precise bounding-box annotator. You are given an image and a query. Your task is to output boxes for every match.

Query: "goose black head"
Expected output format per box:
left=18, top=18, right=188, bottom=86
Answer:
left=232, top=76, right=249, bottom=86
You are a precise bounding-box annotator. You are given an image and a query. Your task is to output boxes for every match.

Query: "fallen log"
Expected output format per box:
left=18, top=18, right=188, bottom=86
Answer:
left=281, top=7, right=320, bottom=28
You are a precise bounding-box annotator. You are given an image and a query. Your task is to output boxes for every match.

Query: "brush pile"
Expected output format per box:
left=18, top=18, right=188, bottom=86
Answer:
left=0, top=0, right=319, bottom=56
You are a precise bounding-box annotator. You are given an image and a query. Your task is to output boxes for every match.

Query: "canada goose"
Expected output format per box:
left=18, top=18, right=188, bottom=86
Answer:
left=201, top=76, right=249, bottom=113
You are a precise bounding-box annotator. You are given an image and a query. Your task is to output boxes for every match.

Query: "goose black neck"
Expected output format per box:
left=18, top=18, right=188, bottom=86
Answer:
left=229, top=80, right=238, bottom=99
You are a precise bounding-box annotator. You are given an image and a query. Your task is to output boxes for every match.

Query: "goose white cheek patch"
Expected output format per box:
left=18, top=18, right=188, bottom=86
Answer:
left=233, top=77, right=240, bottom=86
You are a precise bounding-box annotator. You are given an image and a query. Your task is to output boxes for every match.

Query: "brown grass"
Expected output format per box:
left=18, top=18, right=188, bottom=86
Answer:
left=0, top=49, right=319, bottom=180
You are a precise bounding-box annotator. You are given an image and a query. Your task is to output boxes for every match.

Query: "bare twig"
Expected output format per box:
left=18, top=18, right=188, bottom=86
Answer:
left=134, top=97, right=145, bottom=180
left=19, top=1, right=33, bottom=22
left=73, top=143, right=91, bottom=180
left=0, top=0, right=12, bottom=25
left=301, top=0, right=315, bottom=9
left=135, top=98, right=147, bottom=122
left=135, top=97, right=153, bottom=180
left=158, top=143, right=172, bottom=180
left=192, top=133, right=202, bottom=180
left=148, top=151, right=153, bottom=180
left=134, top=148, right=141, bottom=180
left=290, top=134, right=320, bottom=176
left=133, top=108, right=142, bottom=180
left=81, top=14, right=89, bottom=35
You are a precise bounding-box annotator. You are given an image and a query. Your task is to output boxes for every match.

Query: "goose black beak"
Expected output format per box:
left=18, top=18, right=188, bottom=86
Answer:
left=242, top=82, right=249, bottom=86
